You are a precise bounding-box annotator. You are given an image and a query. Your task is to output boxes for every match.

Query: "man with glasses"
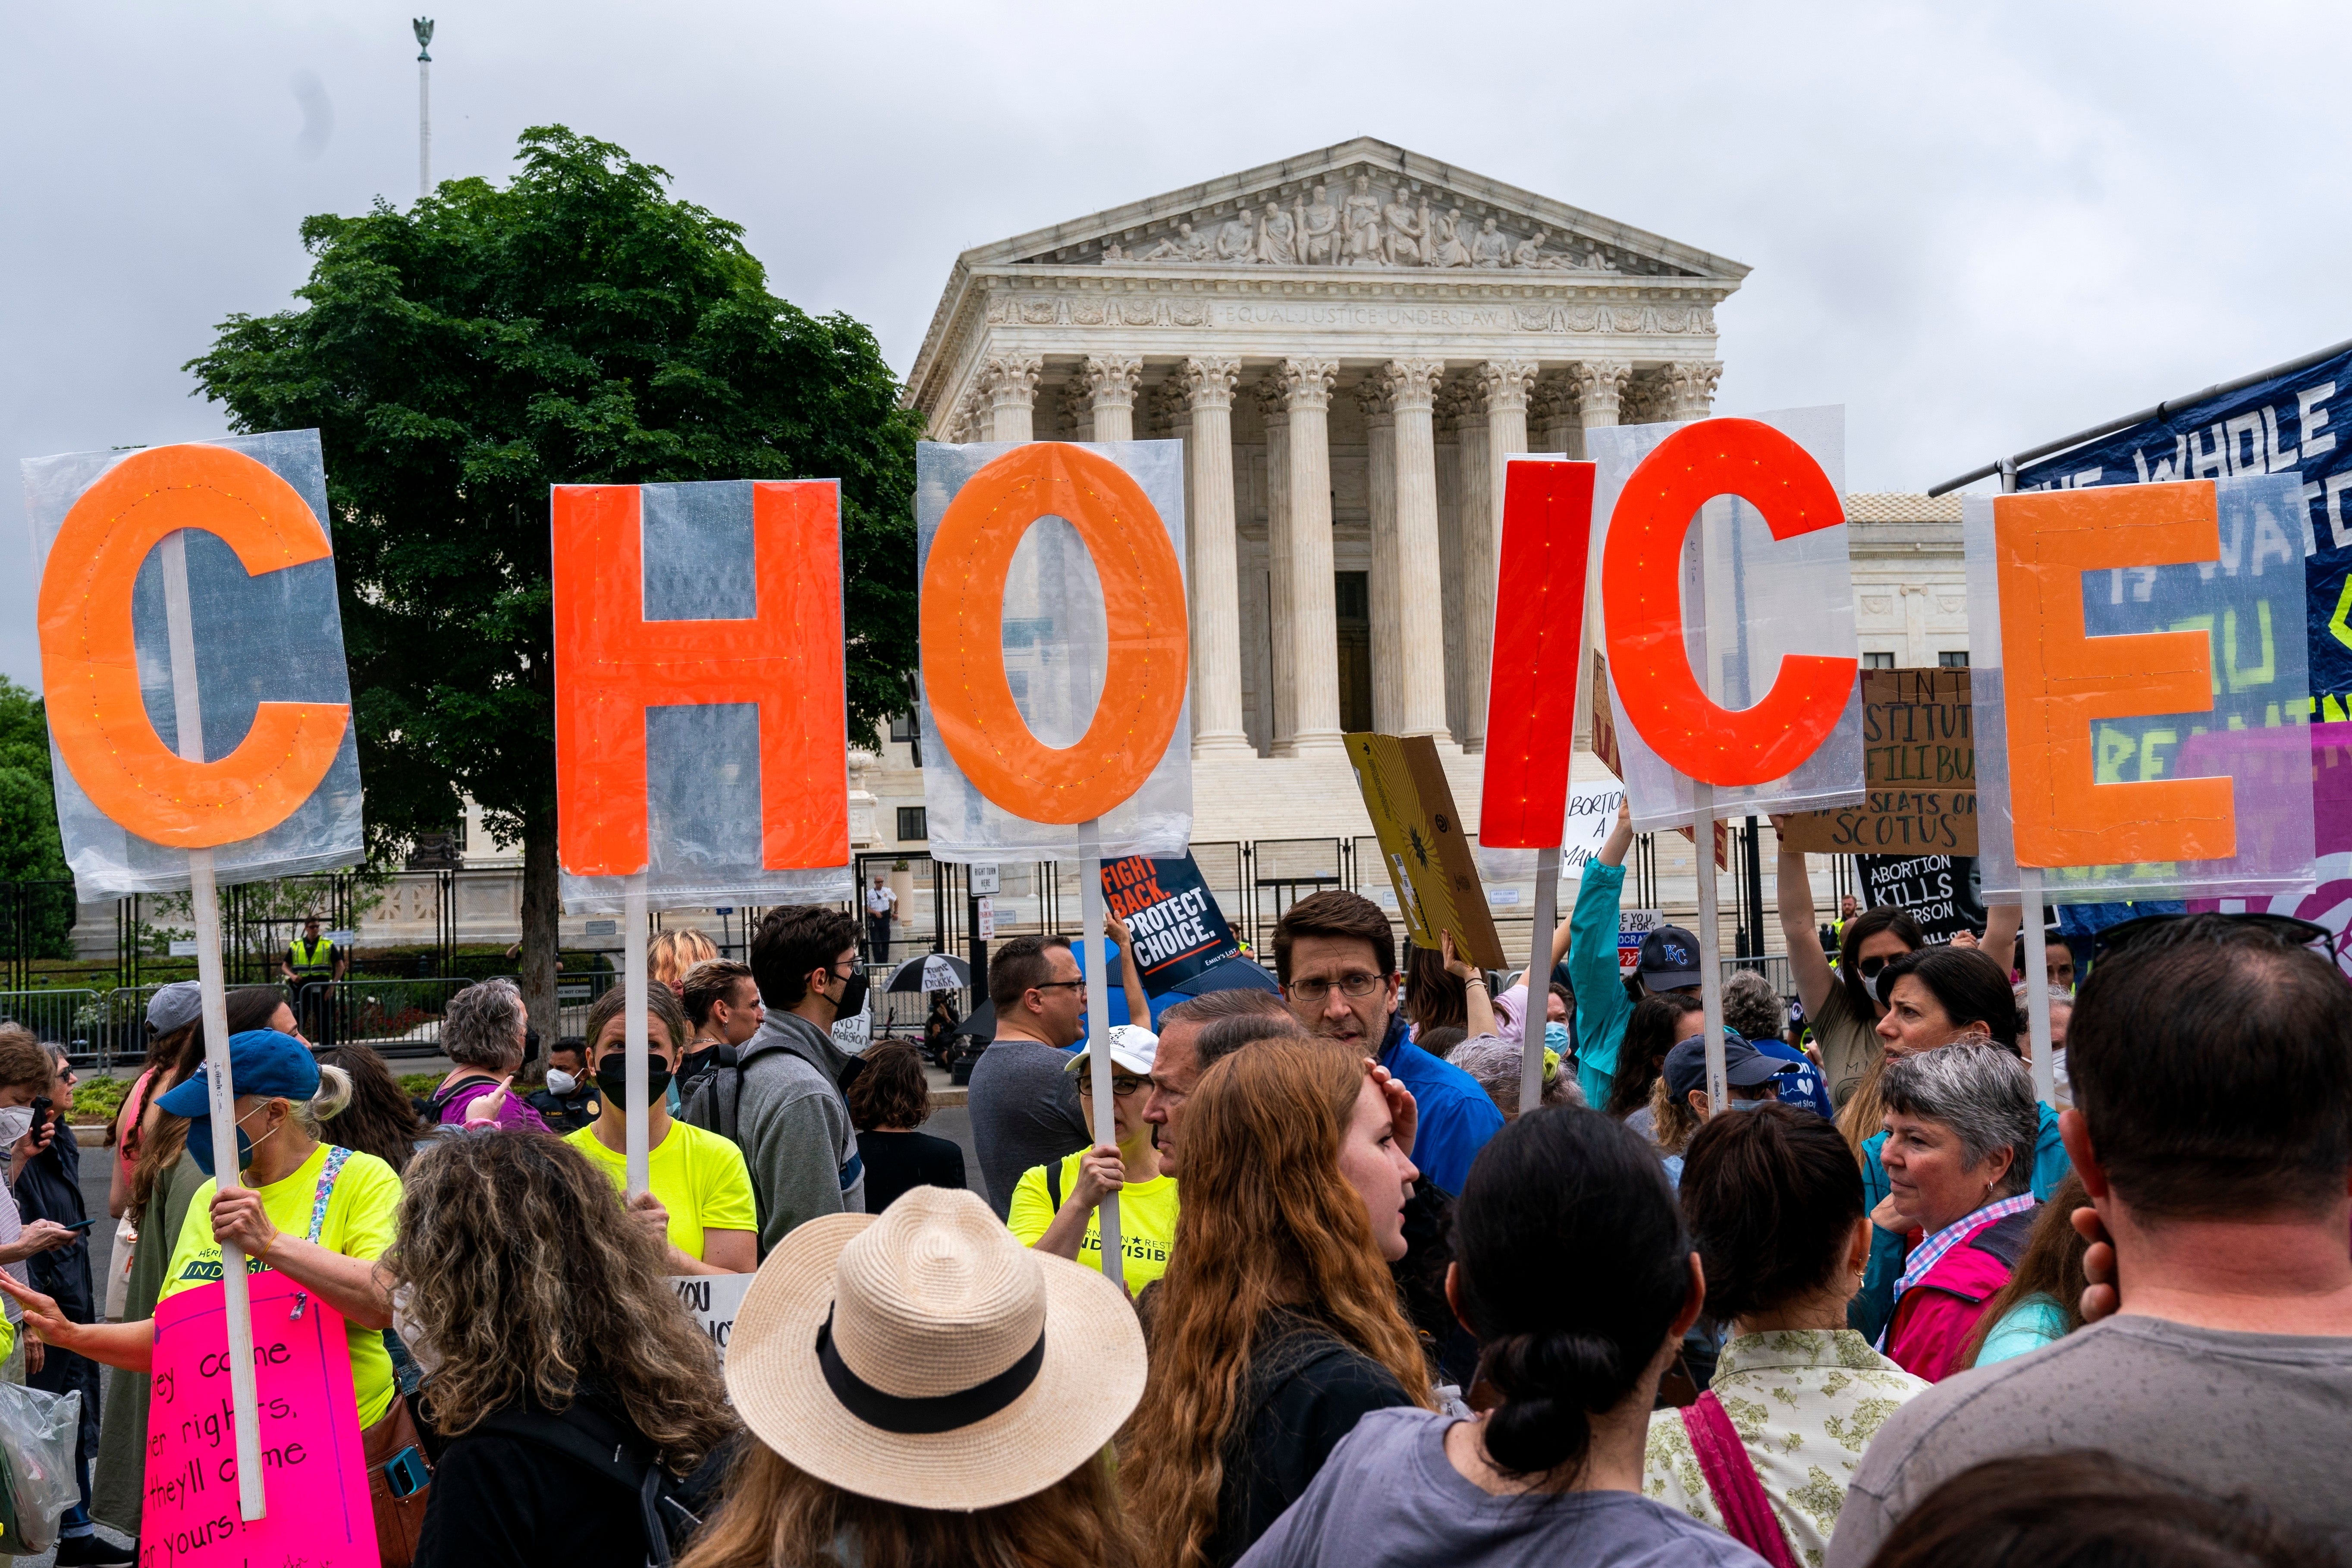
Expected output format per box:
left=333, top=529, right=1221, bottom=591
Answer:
left=968, top=934, right=1091, bottom=1220
left=1272, top=890, right=1502, bottom=1199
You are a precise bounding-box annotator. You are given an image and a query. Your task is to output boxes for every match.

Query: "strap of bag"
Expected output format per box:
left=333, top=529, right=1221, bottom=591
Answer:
left=1046, top=1157, right=1062, bottom=1213
left=1679, top=1391, right=1801, bottom=1568
left=308, top=1145, right=354, bottom=1245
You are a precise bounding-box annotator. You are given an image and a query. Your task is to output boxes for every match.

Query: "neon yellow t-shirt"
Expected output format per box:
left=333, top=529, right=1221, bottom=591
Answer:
left=160, top=1142, right=404, bottom=1428
left=1006, top=1154, right=1179, bottom=1296
left=567, top=1120, right=757, bottom=1262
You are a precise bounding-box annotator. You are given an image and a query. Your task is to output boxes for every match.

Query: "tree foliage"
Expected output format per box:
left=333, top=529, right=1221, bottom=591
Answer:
left=0, top=679, right=76, bottom=961
left=184, top=126, right=921, bottom=1021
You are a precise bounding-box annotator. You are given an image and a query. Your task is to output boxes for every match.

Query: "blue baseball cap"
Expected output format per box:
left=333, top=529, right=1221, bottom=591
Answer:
left=154, top=1030, right=320, bottom=1116
left=1664, top=1034, right=1798, bottom=1100
left=1638, top=926, right=1705, bottom=990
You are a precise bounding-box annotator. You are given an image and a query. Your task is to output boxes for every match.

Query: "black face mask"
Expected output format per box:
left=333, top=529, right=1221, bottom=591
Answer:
left=595, top=1058, right=674, bottom=1103
left=830, top=970, right=868, bottom=1021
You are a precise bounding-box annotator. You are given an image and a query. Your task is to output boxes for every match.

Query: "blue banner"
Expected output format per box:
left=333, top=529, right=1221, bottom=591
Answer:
left=2018, top=346, right=2352, bottom=707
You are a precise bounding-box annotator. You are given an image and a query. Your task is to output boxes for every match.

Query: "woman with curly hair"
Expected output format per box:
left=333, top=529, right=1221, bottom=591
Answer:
left=1121, top=1036, right=1430, bottom=1568
left=393, top=1131, right=739, bottom=1568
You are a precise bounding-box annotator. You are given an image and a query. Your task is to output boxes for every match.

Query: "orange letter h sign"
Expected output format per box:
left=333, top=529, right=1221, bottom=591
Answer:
left=553, top=481, right=848, bottom=877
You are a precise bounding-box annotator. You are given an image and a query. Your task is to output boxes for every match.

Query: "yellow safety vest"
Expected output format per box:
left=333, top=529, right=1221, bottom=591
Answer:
left=289, top=935, right=336, bottom=976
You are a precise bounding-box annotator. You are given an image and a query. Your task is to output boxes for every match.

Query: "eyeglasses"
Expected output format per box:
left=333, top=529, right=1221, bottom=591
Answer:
left=1111, top=1075, right=1150, bottom=1097
left=1029, top=979, right=1087, bottom=995
left=1288, top=973, right=1385, bottom=1001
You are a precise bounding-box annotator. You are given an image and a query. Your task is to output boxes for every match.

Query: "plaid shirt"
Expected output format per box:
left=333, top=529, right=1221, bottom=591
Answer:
left=1891, top=1191, right=2038, bottom=1310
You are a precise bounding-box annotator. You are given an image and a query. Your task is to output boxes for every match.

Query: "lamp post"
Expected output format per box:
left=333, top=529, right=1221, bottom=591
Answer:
left=413, top=18, right=434, bottom=201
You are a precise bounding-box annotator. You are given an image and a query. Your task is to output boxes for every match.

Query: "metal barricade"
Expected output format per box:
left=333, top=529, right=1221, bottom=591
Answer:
left=0, top=989, right=110, bottom=1067
left=294, top=977, right=482, bottom=1059
left=1721, top=955, right=1797, bottom=1003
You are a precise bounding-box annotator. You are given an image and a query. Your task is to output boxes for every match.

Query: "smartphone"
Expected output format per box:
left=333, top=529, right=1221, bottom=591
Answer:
left=385, top=1445, right=430, bottom=1499
left=63, top=1219, right=97, bottom=1233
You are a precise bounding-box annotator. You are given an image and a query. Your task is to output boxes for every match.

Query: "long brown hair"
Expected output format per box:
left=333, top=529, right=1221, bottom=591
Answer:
left=1959, top=1171, right=2089, bottom=1370
left=678, top=1439, right=1138, bottom=1568
left=385, top=1132, right=736, bottom=1471
left=1836, top=1050, right=1889, bottom=1161
left=312, top=1044, right=424, bottom=1174
left=1119, top=1037, right=1430, bottom=1568
left=131, top=986, right=291, bottom=1208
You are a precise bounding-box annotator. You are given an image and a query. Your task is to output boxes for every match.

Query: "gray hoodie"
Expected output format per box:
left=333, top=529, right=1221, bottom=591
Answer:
left=683, top=1009, right=866, bottom=1254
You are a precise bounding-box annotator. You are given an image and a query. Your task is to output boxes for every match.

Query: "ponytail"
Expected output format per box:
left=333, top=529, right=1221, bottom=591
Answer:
left=1455, top=1108, right=1693, bottom=1481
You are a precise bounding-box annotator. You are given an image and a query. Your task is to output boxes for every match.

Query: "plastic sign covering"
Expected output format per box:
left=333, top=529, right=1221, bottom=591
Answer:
left=1966, top=474, right=2317, bottom=903
left=21, top=433, right=362, bottom=896
left=553, top=479, right=854, bottom=912
left=916, top=442, right=1191, bottom=861
left=1589, top=407, right=1865, bottom=832
left=1480, top=459, right=1596, bottom=848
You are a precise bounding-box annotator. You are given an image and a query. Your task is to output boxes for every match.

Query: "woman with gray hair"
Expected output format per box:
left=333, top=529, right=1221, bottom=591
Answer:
left=424, top=978, right=548, bottom=1132
left=1451, top=1034, right=1584, bottom=1122
left=1875, top=1040, right=2041, bottom=1382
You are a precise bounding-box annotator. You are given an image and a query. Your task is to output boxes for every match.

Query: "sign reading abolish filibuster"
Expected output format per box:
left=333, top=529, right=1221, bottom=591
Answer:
left=1779, top=669, right=1977, bottom=855
left=1099, top=853, right=1240, bottom=991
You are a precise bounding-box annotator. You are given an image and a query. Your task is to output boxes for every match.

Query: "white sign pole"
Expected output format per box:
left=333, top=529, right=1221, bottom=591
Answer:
left=1520, top=846, right=1559, bottom=1114
left=160, top=529, right=267, bottom=1522
left=1694, top=783, right=1728, bottom=1112
left=624, top=875, right=650, bottom=1198
left=1077, top=821, right=1121, bottom=1284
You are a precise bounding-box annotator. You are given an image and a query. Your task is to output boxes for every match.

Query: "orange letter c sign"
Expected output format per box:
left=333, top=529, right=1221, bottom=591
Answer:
left=1601, top=419, right=1856, bottom=787
left=38, top=444, right=350, bottom=848
left=920, top=443, right=1188, bottom=824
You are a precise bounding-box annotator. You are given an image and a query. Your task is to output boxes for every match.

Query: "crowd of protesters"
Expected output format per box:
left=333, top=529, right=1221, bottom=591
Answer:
left=0, top=846, right=2344, bottom=1568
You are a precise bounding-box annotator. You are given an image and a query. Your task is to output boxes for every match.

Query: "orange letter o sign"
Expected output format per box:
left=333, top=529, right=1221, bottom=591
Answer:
left=38, top=444, right=350, bottom=848
left=1601, top=418, right=1856, bottom=787
left=920, top=443, right=1188, bottom=824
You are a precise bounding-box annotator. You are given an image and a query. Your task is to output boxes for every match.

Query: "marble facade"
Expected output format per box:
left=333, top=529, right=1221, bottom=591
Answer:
left=903, top=138, right=1745, bottom=772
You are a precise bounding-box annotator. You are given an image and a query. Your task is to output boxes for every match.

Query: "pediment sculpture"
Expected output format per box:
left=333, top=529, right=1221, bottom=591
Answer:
left=1090, top=174, right=1634, bottom=274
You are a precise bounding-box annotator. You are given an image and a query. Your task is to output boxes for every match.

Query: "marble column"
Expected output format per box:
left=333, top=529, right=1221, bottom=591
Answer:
left=984, top=352, right=1043, bottom=443
left=1453, top=380, right=1493, bottom=753
left=1257, top=378, right=1296, bottom=754
left=1532, top=372, right=1584, bottom=457
left=1435, top=394, right=1466, bottom=741
left=1155, top=380, right=1197, bottom=735
left=1357, top=377, right=1401, bottom=734
left=1181, top=357, right=1252, bottom=758
left=1572, top=358, right=1632, bottom=434
left=1571, top=359, right=1631, bottom=748
left=1283, top=357, right=1344, bottom=752
left=1467, top=360, right=1539, bottom=755
left=1385, top=358, right=1452, bottom=744
left=1056, top=380, right=1093, bottom=442
left=1085, top=354, right=1142, bottom=443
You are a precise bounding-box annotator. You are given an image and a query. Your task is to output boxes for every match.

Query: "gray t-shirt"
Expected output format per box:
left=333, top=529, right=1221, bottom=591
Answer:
left=1237, top=1407, right=1768, bottom=1568
left=967, top=1036, right=1088, bottom=1219
left=1826, top=1314, right=2352, bottom=1566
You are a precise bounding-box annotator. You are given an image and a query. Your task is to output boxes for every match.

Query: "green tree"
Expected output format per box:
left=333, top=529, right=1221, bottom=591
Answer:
left=187, top=126, right=921, bottom=1036
left=0, top=679, right=76, bottom=962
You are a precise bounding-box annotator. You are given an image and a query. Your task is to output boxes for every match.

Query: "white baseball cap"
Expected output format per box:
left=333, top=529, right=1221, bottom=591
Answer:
left=1062, top=1024, right=1157, bottom=1077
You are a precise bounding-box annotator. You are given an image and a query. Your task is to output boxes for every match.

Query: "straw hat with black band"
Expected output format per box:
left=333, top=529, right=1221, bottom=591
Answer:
left=726, top=1185, right=1146, bottom=1511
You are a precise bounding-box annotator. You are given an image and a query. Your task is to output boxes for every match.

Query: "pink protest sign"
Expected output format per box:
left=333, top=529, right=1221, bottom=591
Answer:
left=145, top=1270, right=376, bottom=1567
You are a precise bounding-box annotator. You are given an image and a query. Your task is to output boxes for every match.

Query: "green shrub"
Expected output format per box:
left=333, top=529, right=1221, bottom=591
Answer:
left=71, top=1076, right=130, bottom=1125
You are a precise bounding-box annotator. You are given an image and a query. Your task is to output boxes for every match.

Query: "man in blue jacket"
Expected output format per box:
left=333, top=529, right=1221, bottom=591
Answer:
left=1272, top=889, right=1504, bottom=1197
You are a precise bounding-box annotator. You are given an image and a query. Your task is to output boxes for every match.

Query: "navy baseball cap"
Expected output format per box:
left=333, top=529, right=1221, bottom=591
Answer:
left=1663, top=1034, right=1798, bottom=1100
left=154, top=1030, right=320, bottom=1116
left=1638, top=926, right=1705, bottom=990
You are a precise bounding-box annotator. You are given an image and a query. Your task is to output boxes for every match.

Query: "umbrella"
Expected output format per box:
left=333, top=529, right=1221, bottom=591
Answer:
left=884, top=952, right=972, bottom=993
left=952, top=1000, right=995, bottom=1041
left=1165, top=956, right=1281, bottom=998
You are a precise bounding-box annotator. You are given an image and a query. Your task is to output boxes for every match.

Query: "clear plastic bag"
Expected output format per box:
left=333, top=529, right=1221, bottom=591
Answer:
left=0, top=1380, right=82, bottom=1555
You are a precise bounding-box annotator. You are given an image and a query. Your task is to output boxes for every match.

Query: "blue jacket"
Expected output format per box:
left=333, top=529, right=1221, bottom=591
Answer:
left=1566, top=862, right=1636, bottom=1108
left=1850, top=1101, right=2071, bottom=1344
left=1376, top=1012, right=1504, bottom=1198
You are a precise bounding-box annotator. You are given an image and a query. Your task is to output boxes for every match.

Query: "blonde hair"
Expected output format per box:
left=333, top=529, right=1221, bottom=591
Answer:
left=291, top=1063, right=354, bottom=1134
left=1648, top=1069, right=1701, bottom=1156
left=648, top=929, right=720, bottom=991
left=1837, top=1052, right=1889, bottom=1162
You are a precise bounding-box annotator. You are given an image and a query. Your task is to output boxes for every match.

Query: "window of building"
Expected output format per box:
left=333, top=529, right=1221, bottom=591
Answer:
left=897, top=806, right=929, bottom=842
left=1862, top=651, right=1896, bottom=669
left=889, top=711, right=922, bottom=767
left=1937, top=651, right=1970, bottom=668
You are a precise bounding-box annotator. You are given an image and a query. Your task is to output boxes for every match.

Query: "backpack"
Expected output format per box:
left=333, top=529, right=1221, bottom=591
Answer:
left=476, top=1399, right=741, bottom=1568
left=682, top=1035, right=864, bottom=1144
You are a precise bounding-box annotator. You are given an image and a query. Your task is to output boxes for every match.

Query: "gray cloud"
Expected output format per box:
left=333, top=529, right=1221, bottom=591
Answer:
left=289, top=69, right=334, bottom=160
left=6, top=0, right=2345, bottom=694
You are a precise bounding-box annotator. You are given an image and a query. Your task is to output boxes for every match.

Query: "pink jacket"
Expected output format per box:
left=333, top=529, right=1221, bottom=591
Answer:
left=1884, top=1205, right=2037, bottom=1383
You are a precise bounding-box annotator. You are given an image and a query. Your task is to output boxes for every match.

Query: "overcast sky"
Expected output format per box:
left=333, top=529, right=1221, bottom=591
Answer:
left=5, top=0, right=2343, bottom=694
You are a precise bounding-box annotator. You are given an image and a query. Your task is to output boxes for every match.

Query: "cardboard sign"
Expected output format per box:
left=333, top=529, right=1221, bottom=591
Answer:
left=145, top=1272, right=375, bottom=1567
left=1779, top=670, right=1978, bottom=854
left=552, top=478, right=853, bottom=910
left=670, top=1273, right=755, bottom=1372
left=1619, top=908, right=1666, bottom=977
left=1859, top=854, right=1985, bottom=946
left=1099, top=853, right=1241, bottom=991
left=1346, top=732, right=1506, bottom=970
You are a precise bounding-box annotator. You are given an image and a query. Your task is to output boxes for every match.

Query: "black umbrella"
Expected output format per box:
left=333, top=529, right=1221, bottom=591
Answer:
left=884, top=952, right=973, bottom=993
left=952, top=1000, right=995, bottom=1040
left=1165, top=956, right=1282, bottom=998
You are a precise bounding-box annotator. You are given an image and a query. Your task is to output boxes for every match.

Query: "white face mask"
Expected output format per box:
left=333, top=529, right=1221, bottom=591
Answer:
left=0, top=1107, right=35, bottom=1147
left=544, top=1068, right=579, bottom=1098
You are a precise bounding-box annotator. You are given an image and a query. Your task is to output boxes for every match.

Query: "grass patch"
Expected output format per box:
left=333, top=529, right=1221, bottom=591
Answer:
left=71, top=1076, right=131, bottom=1125
left=398, top=1073, right=443, bottom=1098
